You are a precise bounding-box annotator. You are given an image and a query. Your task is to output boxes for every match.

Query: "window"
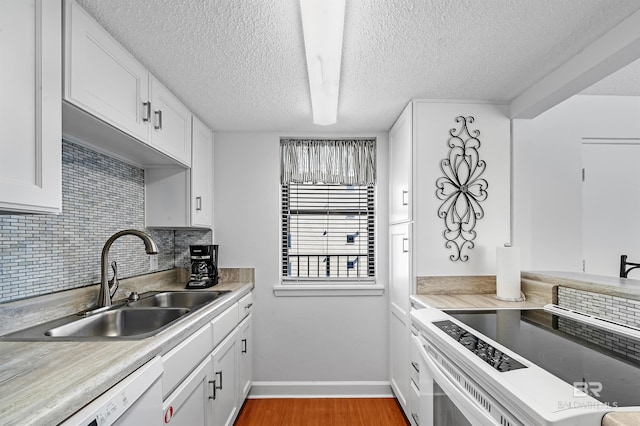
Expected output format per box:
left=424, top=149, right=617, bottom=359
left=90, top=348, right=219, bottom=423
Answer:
left=282, top=183, right=375, bottom=280
left=280, top=139, right=376, bottom=286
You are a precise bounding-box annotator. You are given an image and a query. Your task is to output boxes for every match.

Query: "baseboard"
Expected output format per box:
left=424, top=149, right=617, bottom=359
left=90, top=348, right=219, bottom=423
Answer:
left=248, top=381, right=394, bottom=398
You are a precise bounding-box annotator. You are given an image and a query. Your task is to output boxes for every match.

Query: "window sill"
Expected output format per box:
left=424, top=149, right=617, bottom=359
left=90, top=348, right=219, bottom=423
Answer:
left=273, top=283, right=385, bottom=297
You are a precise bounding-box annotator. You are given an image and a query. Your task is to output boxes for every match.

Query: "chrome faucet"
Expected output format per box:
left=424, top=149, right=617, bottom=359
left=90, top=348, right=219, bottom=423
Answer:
left=97, top=229, right=158, bottom=307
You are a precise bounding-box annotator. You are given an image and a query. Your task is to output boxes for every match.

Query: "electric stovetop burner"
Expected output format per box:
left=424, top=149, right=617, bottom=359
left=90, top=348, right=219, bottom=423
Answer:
left=446, top=309, right=640, bottom=407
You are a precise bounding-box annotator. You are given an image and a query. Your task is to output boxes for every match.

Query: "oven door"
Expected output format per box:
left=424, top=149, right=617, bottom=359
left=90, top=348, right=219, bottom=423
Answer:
left=416, top=335, right=519, bottom=426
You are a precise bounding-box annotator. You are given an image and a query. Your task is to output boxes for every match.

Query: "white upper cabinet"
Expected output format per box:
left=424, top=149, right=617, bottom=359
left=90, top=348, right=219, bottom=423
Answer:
left=145, top=116, right=213, bottom=229
left=63, top=0, right=149, bottom=143
left=149, top=77, right=192, bottom=166
left=389, top=103, right=413, bottom=224
left=63, top=0, right=191, bottom=168
left=190, top=116, right=214, bottom=228
left=0, top=0, right=62, bottom=214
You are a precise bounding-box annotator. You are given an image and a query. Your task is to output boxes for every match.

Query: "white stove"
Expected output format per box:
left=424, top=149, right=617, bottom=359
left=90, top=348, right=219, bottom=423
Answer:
left=410, top=305, right=640, bottom=426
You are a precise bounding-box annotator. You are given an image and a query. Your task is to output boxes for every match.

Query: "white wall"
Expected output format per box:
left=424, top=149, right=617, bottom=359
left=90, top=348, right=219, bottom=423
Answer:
left=412, top=102, right=512, bottom=276
left=513, top=95, right=640, bottom=272
left=213, top=131, right=390, bottom=396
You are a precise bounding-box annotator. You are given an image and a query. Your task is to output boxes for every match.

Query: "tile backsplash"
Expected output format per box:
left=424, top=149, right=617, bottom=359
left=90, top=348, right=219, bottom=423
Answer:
left=557, top=286, right=640, bottom=361
left=557, top=286, right=640, bottom=327
left=0, top=140, right=212, bottom=303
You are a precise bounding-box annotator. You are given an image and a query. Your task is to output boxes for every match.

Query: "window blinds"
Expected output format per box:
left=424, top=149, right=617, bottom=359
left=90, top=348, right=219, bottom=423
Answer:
left=282, top=183, right=374, bottom=280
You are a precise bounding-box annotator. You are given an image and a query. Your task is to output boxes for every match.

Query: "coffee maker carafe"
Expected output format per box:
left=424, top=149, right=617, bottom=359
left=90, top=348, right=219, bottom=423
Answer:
left=186, top=245, right=219, bottom=289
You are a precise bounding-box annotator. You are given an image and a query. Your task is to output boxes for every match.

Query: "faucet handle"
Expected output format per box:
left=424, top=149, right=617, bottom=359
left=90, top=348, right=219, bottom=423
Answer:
left=108, top=261, right=119, bottom=298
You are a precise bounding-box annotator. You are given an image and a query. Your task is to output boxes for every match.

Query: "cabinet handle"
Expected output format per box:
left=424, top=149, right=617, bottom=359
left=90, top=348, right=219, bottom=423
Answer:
left=402, top=238, right=409, bottom=253
left=209, top=371, right=223, bottom=400
left=154, top=110, right=163, bottom=130
left=142, top=102, right=151, bottom=122
left=209, top=380, right=216, bottom=400
left=411, top=412, right=420, bottom=425
left=196, top=196, right=202, bottom=211
left=402, top=190, right=409, bottom=206
left=245, top=302, right=253, bottom=310
left=215, top=371, right=223, bottom=390
left=411, top=361, right=420, bottom=373
left=241, top=338, right=247, bottom=354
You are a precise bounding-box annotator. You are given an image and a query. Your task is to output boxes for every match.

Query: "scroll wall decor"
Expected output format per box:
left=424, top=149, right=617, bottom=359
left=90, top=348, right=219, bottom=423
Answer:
left=435, top=116, right=488, bottom=262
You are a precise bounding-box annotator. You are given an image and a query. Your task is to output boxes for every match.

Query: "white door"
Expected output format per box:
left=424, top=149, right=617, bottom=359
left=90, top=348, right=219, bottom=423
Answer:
left=389, top=104, right=412, bottom=223
left=162, top=356, right=213, bottom=426
left=0, top=0, right=61, bottom=214
left=211, top=329, right=239, bottom=426
left=389, top=223, right=411, bottom=416
left=238, top=315, right=252, bottom=400
left=191, top=116, right=214, bottom=228
left=582, top=141, right=640, bottom=277
left=64, top=0, right=149, bottom=142
left=150, top=77, right=192, bottom=167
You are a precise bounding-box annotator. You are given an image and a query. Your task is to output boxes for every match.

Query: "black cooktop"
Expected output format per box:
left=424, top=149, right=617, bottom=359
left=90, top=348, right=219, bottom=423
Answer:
left=446, top=309, right=640, bottom=407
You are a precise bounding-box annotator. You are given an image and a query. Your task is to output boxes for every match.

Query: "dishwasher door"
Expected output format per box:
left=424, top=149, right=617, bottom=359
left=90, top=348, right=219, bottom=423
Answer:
left=61, top=356, right=163, bottom=426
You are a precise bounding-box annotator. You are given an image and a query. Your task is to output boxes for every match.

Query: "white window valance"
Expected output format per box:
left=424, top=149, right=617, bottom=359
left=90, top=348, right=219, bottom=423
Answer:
left=280, top=139, right=376, bottom=185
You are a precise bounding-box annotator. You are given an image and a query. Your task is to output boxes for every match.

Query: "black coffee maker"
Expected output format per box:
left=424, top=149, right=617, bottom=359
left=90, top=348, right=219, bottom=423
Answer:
left=186, top=245, right=219, bottom=289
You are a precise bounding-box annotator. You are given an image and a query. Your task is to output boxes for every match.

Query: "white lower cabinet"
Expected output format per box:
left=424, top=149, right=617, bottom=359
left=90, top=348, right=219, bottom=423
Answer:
left=409, top=333, right=422, bottom=426
left=211, top=328, right=239, bottom=426
left=389, top=223, right=411, bottom=418
left=163, top=356, right=213, bottom=425
left=162, top=293, right=253, bottom=425
left=238, top=315, right=252, bottom=400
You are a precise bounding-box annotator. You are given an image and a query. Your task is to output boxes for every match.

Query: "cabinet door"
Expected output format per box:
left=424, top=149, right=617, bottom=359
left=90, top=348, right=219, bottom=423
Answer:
left=162, top=355, right=213, bottom=426
left=389, top=103, right=412, bottom=223
left=64, top=0, right=149, bottom=143
left=389, top=223, right=411, bottom=418
left=191, top=116, right=214, bottom=228
left=150, top=77, right=192, bottom=167
left=145, top=167, right=190, bottom=228
left=0, top=0, right=61, bottom=214
left=238, top=314, right=252, bottom=400
left=211, top=328, right=239, bottom=426
left=390, top=223, right=411, bottom=314
left=390, top=310, right=410, bottom=416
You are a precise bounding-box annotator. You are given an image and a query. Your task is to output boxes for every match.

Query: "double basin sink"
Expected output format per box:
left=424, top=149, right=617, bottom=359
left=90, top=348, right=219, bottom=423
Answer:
left=2, top=291, right=230, bottom=341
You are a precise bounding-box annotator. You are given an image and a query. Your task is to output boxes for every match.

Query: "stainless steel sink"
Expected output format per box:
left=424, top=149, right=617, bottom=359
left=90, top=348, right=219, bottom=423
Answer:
left=44, top=308, right=190, bottom=338
left=0, top=290, right=231, bottom=341
left=127, top=291, right=228, bottom=309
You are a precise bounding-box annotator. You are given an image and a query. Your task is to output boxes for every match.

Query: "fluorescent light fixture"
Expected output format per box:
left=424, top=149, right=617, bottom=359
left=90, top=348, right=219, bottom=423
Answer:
left=299, top=0, right=345, bottom=125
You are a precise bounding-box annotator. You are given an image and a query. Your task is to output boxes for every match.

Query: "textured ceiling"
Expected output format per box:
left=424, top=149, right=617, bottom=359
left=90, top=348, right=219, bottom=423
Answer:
left=581, top=58, right=640, bottom=96
left=75, top=0, right=640, bottom=132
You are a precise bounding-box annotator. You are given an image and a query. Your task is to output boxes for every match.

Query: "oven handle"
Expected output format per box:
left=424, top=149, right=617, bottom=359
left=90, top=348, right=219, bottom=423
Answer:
left=419, top=342, right=500, bottom=426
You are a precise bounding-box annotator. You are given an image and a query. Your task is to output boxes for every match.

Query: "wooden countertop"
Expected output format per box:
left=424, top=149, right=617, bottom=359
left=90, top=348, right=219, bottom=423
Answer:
left=523, top=271, right=640, bottom=301
left=0, top=270, right=253, bottom=426
left=411, top=293, right=545, bottom=310
left=603, top=412, right=640, bottom=426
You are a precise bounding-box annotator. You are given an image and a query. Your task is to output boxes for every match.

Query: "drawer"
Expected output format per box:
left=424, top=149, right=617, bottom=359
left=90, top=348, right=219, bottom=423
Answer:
left=211, top=302, right=239, bottom=348
left=238, top=292, right=253, bottom=320
left=162, top=323, right=212, bottom=399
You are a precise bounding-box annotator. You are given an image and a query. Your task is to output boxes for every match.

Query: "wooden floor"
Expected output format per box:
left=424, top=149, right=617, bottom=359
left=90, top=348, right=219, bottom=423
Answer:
left=234, top=398, right=409, bottom=426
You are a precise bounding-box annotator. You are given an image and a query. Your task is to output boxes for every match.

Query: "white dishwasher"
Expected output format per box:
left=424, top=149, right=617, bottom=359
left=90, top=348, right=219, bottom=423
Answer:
left=61, top=356, right=163, bottom=426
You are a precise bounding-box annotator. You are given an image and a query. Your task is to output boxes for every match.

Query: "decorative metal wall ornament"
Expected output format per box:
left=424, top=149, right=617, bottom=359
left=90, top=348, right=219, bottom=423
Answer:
left=435, top=116, right=488, bottom=262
